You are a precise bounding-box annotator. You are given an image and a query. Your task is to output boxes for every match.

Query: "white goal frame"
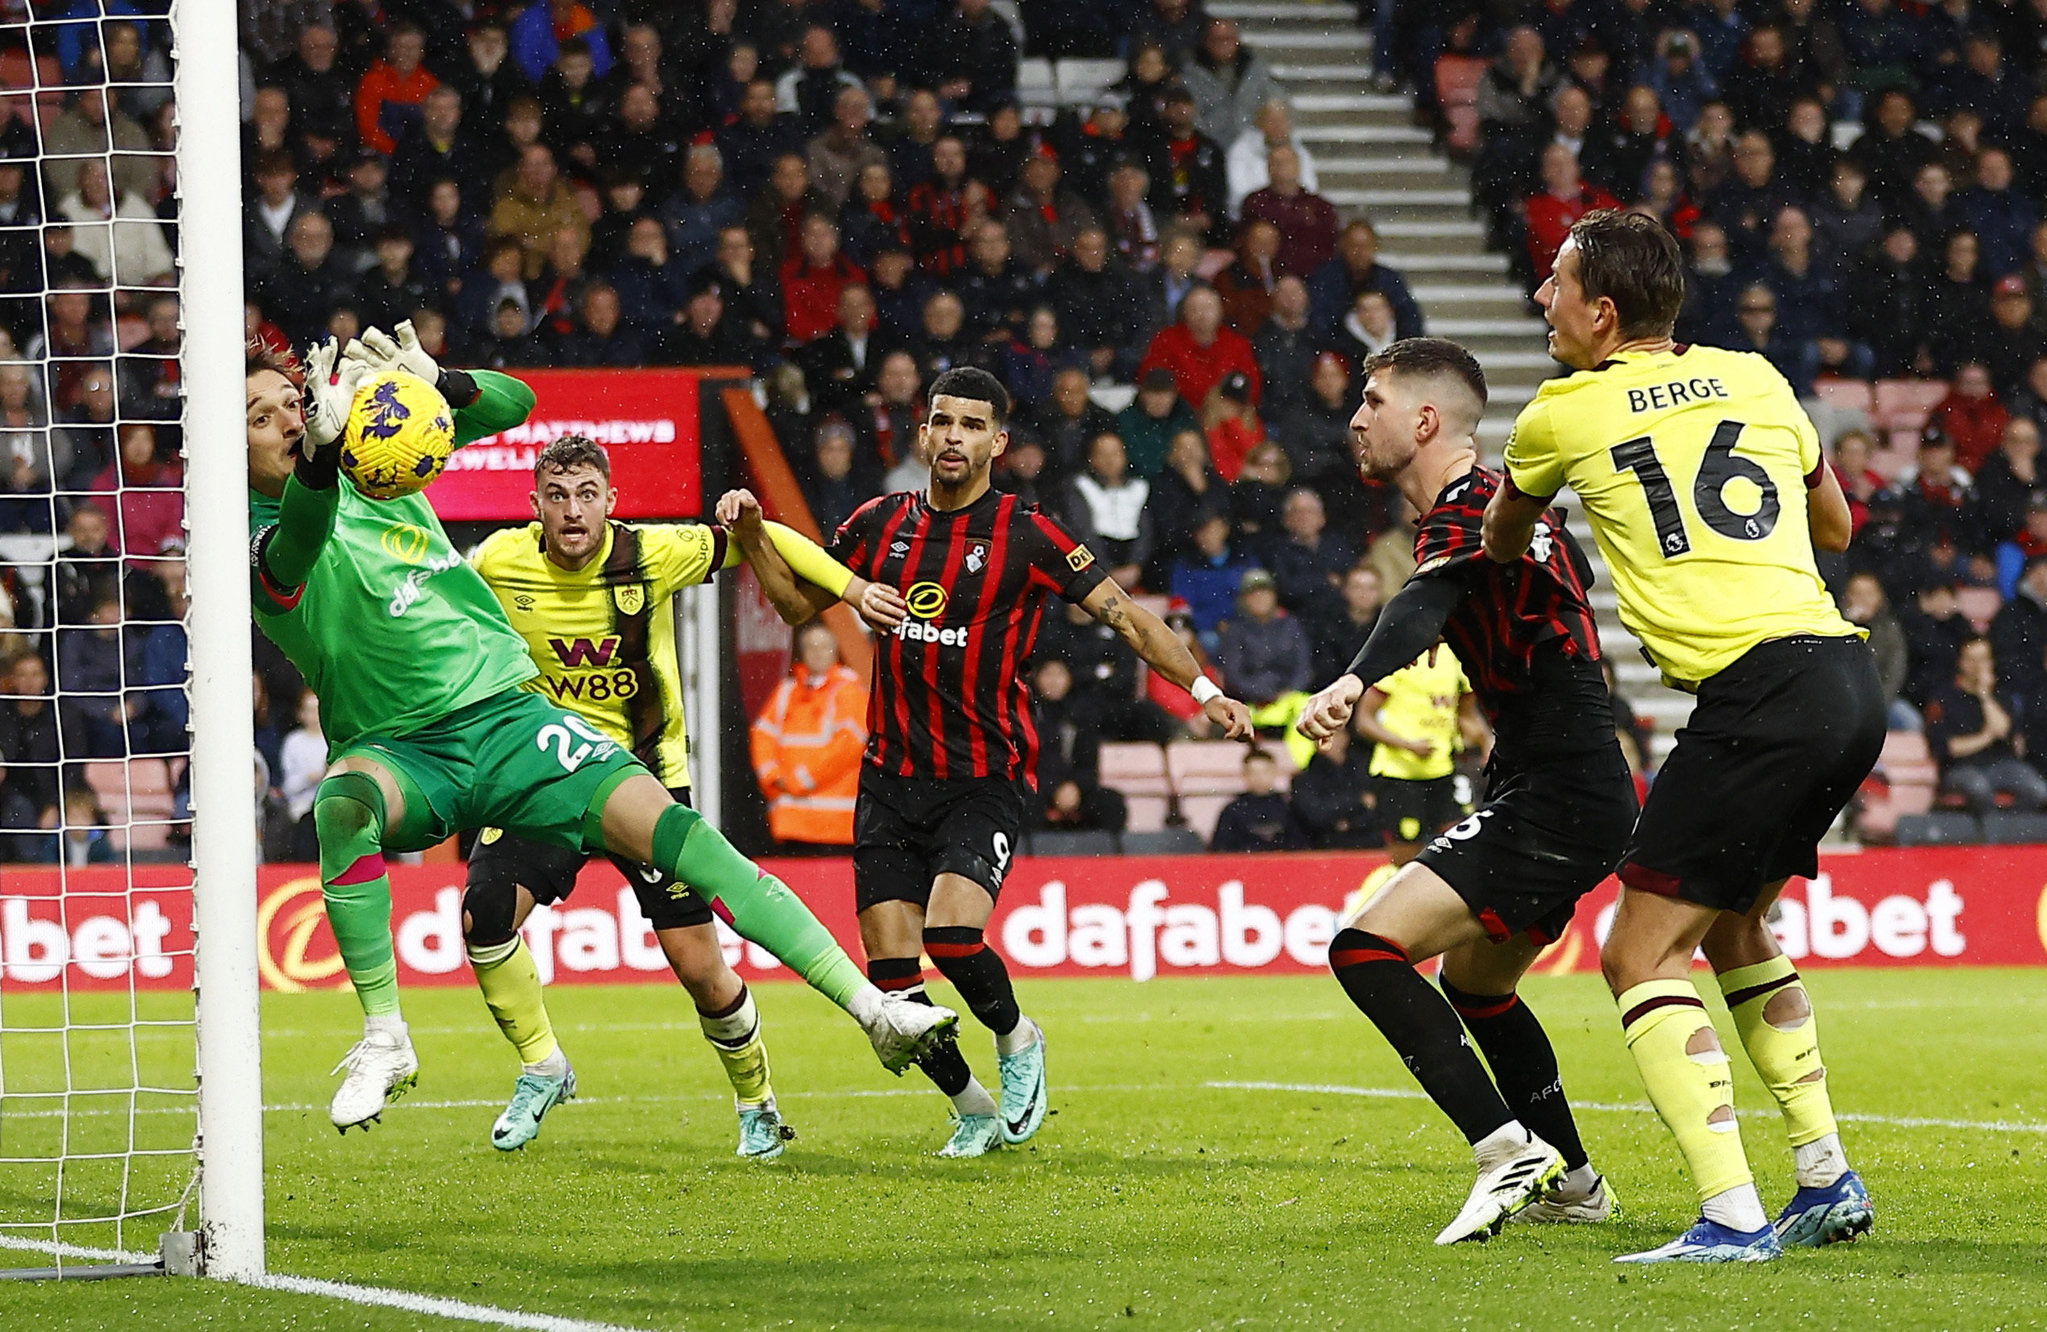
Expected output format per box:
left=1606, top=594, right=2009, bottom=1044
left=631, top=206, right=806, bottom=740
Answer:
left=176, top=0, right=264, bottom=1281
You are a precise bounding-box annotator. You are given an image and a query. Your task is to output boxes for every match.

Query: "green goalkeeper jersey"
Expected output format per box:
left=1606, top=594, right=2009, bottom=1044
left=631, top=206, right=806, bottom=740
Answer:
left=248, top=369, right=540, bottom=751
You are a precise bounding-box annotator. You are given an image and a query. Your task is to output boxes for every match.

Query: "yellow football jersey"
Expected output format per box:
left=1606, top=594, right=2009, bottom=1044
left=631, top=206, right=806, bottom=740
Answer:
left=1503, top=345, right=1857, bottom=688
left=472, top=521, right=734, bottom=788
left=1367, top=647, right=1469, bottom=782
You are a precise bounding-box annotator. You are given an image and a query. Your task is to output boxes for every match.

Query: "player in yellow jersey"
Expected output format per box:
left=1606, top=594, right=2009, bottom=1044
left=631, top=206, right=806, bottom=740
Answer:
left=1353, top=645, right=1485, bottom=865
left=464, top=434, right=899, bottom=1159
left=1483, top=210, right=1883, bottom=1263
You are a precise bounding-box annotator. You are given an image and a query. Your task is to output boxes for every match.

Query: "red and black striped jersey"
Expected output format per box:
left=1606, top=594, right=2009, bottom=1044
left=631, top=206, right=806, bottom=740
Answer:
left=1412, top=466, right=1608, bottom=751
left=829, top=488, right=1109, bottom=783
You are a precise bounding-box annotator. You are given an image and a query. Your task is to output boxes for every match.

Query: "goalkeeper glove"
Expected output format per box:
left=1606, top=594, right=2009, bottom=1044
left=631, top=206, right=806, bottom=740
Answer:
left=297, top=339, right=368, bottom=489
left=348, top=320, right=479, bottom=408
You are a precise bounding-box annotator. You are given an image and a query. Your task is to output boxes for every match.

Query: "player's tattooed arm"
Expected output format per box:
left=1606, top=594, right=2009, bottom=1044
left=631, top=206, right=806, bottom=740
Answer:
left=1078, top=580, right=1254, bottom=740
left=1481, top=477, right=1550, bottom=563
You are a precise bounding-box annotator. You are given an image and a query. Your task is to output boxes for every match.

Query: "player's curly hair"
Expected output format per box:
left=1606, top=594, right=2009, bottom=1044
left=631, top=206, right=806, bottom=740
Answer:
left=244, top=334, right=303, bottom=391
left=535, top=433, right=611, bottom=479
left=928, top=366, right=1012, bottom=426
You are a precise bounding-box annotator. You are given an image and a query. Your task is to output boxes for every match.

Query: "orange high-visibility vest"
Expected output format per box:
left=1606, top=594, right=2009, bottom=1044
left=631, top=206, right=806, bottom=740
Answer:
left=749, top=663, right=867, bottom=845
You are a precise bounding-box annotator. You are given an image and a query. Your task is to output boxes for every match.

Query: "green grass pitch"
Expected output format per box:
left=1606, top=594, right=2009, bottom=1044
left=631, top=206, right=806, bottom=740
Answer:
left=5, top=969, right=2047, bottom=1329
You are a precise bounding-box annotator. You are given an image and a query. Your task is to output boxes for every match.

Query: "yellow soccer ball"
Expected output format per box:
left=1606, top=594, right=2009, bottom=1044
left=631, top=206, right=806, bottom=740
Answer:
left=339, top=370, right=456, bottom=501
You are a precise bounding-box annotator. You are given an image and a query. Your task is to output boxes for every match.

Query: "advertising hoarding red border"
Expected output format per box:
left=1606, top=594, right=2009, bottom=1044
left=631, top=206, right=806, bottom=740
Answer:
left=3, top=848, right=2043, bottom=991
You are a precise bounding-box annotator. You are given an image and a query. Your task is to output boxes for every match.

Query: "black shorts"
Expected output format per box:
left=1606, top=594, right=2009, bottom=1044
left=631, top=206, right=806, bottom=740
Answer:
left=853, top=768, right=1025, bottom=913
left=1415, top=742, right=1638, bottom=945
left=467, top=787, right=712, bottom=931
left=1376, top=774, right=1467, bottom=844
left=1622, top=634, right=1886, bottom=914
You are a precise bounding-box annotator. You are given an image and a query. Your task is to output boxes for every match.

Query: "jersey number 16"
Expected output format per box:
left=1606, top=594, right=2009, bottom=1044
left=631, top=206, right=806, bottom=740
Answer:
left=1610, top=419, right=1781, bottom=558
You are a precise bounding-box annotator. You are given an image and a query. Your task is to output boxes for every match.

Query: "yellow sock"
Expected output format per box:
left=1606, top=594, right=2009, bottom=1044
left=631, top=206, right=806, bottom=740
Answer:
left=1718, top=956, right=1836, bottom=1148
left=468, top=938, right=559, bottom=1067
left=700, top=986, right=773, bottom=1107
left=1619, top=979, right=1753, bottom=1204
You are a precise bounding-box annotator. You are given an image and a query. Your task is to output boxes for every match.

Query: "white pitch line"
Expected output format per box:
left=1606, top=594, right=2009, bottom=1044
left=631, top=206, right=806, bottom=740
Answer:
left=0, top=1233, right=648, bottom=1331
left=1206, top=1080, right=2047, bottom=1134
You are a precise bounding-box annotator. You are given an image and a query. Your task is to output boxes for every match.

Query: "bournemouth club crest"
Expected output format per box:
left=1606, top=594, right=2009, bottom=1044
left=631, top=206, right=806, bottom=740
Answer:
left=965, top=541, right=987, bottom=575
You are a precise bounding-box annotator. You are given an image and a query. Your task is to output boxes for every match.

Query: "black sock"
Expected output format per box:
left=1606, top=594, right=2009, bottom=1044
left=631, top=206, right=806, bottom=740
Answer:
left=1441, top=979, right=1587, bottom=1171
left=923, top=926, right=1022, bottom=1036
left=868, top=957, right=971, bottom=1096
left=1329, top=929, right=1514, bottom=1146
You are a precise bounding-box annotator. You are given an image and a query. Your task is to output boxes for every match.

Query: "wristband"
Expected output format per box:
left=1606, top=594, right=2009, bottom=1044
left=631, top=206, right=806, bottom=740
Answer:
left=436, top=366, right=480, bottom=408
left=1190, top=676, right=1224, bottom=705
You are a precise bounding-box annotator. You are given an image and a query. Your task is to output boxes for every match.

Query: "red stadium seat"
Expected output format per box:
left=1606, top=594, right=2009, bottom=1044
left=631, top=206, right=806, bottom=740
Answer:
left=1434, top=56, right=1485, bottom=157
left=1871, top=379, right=1950, bottom=433
left=1812, top=379, right=1873, bottom=416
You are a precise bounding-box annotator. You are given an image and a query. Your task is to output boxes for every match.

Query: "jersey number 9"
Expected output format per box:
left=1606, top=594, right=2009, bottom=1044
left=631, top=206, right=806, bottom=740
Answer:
left=1610, top=420, right=1782, bottom=558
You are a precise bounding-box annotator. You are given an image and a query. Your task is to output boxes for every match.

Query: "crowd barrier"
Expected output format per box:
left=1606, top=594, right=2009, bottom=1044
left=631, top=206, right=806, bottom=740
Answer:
left=4, top=847, right=2044, bottom=990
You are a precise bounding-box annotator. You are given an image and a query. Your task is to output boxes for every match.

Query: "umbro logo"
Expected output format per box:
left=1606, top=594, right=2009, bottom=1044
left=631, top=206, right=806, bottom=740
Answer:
left=890, top=541, right=910, bottom=555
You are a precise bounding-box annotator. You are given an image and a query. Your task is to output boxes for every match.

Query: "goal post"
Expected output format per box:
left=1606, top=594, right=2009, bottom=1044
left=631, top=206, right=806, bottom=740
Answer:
left=176, top=0, right=265, bottom=1282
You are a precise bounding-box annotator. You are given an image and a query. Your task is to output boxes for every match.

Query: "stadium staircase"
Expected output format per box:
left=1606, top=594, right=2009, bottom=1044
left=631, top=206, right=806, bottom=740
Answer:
left=1216, top=1, right=1696, bottom=754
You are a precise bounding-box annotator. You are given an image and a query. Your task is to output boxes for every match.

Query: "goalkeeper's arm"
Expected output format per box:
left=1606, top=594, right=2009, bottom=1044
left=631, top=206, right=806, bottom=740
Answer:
left=253, top=454, right=344, bottom=607
left=448, top=368, right=537, bottom=445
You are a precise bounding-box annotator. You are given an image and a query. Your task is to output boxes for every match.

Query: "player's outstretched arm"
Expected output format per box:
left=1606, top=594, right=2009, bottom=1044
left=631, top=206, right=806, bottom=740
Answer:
left=257, top=339, right=367, bottom=594
left=1077, top=579, right=1254, bottom=740
left=1481, top=478, right=1549, bottom=564
left=1299, top=573, right=1463, bottom=749
left=1806, top=463, right=1854, bottom=553
left=713, top=488, right=907, bottom=630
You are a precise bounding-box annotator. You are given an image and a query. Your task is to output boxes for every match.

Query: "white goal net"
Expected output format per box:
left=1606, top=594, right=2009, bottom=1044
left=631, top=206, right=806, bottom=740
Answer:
left=0, top=0, right=260, bottom=1279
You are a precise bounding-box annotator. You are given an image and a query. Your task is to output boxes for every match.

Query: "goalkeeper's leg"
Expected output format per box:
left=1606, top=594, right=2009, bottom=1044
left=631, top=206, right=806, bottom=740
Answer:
left=590, top=773, right=956, bottom=1073
left=315, top=755, right=436, bottom=1131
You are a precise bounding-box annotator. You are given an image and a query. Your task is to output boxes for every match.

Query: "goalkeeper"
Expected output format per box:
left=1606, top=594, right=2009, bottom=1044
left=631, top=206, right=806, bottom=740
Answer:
left=247, top=325, right=954, bottom=1134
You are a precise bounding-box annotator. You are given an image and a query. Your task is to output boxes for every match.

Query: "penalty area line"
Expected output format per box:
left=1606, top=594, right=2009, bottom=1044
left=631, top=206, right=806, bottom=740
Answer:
left=1205, top=1081, right=2047, bottom=1135
left=0, top=1234, right=648, bottom=1331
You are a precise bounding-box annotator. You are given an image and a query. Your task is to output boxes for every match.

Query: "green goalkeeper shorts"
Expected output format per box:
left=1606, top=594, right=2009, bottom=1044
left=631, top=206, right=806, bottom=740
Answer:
left=337, top=689, right=646, bottom=854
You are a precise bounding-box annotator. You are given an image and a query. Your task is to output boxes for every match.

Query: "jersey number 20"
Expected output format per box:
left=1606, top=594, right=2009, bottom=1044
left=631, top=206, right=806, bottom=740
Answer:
left=537, top=714, right=612, bottom=772
left=1610, top=420, right=1781, bottom=558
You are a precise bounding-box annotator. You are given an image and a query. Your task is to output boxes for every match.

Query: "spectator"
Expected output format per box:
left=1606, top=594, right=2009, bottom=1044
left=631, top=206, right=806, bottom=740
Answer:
left=1996, top=496, right=2047, bottom=601
left=125, top=557, right=186, bottom=757
left=1526, top=142, right=1624, bottom=285
left=1984, top=280, right=2047, bottom=399
left=932, top=0, right=1020, bottom=114
left=1810, top=157, right=1884, bottom=284
left=1131, top=0, right=1209, bottom=69
left=839, top=162, right=912, bottom=271
left=796, top=284, right=887, bottom=413
left=751, top=620, right=866, bottom=849
left=1993, top=556, right=2047, bottom=702
left=58, top=159, right=172, bottom=288
left=0, top=363, right=57, bottom=535
left=856, top=350, right=926, bottom=476
left=1931, top=364, right=2010, bottom=476
left=1900, top=581, right=1975, bottom=707
left=1240, top=145, right=1338, bottom=282
left=780, top=213, right=866, bottom=345
left=1135, top=228, right=1206, bottom=355
left=1924, top=638, right=2047, bottom=812
left=412, top=177, right=488, bottom=310
left=1977, top=417, right=2043, bottom=543
left=1062, top=433, right=1154, bottom=587
left=719, top=79, right=807, bottom=200
left=1275, top=350, right=1358, bottom=486
left=1101, top=158, right=1162, bottom=273
left=1774, top=96, right=1837, bottom=201
left=806, top=86, right=885, bottom=211
left=1307, top=219, right=1421, bottom=341
left=1170, top=512, right=1253, bottom=640
left=1898, top=161, right=1964, bottom=254
left=489, top=144, right=589, bottom=281
left=775, top=26, right=863, bottom=135
left=1830, top=429, right=1886, bottom=540
left=807, top=419, right=882, bottom=536
left=43, top=88, right=152, bottom=205
left=1900, top=424, right=1985, bottom=555
left=1140, top=87, right=1232, bottom=243
left=1759, top=204, right=1863, bottom=378
left=1961, top=147, right=2037, bottom=279
left=1854, top=88, right=1939, bottom=210
left=1328, top=288, right=1399, bottom=369
left=1048, top=227, right=1142, bottom=380
left=658, top=146, right=744, bottom=284
left=905, top=136, right=986, bottom=277
left=665, top=270, right=754, bottom=367
left=1015, top=313, right=1084, bottom=416
left=243, top=149, right=317, bottom=289
left=354, top=23, right=439, bottom=157
left=1723, top=23, right=1804, bottom=133
left=390, top=85, right=483, bottom=215
left=1228, top=102, right=1318, bottom=216
left=1140, top=285, right=1260, bottom=416
left=555, top=284, right=647, bottom=367
left=1270, top=485, right=1356, bottom=619
left=1031, top=658, right=1128, bottom=835
left=89, top=424, right=182, bottom=561
left=1183, top=19, right=1281, bottom=148
left=258, top=212, right=353, bottom=348
left=1205, top=370, right=1268, bottom=483
left=1927, top=230, right=1993, bottom=374
left=994, top=434, right=1051, bottom=508
left=1115, top=368, right=1202, bottom=479
left=1006, top=148, right=1097, bottom=278
left=1473, top=27, right=1561, bottom=232
left=956, top=220, right=1036, bottom=344
left=1017, top=359, right=1109, bottom=468
left=1729, top=283, right=1814, bottom=397
left=1290, top=721, right=1378, bottom=849
left=908, top=288, right=974, bottom=378
left=1850, top=226, right=1930, bottom=377
left=1249, top=276, right=1318, bottom=423
left=1213, top=219, right=1282, bottom=335
left=1209, top=748, right=1307, bottom=851
left=1311, top=562, right=1383, bottom=682
left=0, top=651, right=60, bottom=841
left=510, top=0, right=611, bottom=85
left=530, top=226, right=600, bottom=350
left=55, top=598, right=131, bottom=758
left=1841, top=570, right=1915, bottom=730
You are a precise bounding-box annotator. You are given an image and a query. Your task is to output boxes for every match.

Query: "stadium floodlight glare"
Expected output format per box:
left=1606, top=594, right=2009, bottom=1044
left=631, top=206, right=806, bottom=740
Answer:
left=0, top=0, right=263, bottom=1282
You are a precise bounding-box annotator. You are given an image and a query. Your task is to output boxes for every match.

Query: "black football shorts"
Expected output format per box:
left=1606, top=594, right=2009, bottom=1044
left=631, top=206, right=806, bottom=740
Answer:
left=853, top=768, right=1026, bottom=912
left=1619, top=634, right=1885, bottom=914
left=1376, top=774, right=1466, bottom=844
left=467, top=787, right=713, bottom=931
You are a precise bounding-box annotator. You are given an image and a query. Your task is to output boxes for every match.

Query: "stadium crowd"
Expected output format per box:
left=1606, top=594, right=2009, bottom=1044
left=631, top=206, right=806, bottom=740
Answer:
left=12, top=0, right=2047, bottom=854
